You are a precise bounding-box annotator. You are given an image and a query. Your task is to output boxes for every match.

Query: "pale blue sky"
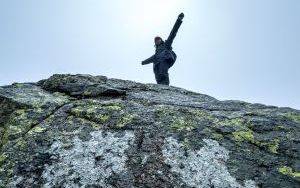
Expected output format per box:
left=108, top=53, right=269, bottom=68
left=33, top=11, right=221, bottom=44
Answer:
left=0, top=0, right=299, bottom=109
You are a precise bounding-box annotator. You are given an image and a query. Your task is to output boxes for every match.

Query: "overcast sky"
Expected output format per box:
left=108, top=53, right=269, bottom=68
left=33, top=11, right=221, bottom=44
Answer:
left=0, top=0, right=299, bottom=109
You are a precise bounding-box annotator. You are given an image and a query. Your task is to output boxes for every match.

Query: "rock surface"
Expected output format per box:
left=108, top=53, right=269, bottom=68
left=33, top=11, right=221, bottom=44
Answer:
left=0, top=74, right=300, bottom=188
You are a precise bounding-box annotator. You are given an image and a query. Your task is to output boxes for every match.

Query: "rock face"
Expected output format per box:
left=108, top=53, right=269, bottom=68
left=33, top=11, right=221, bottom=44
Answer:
left=0, top=74, right=300, bottom=188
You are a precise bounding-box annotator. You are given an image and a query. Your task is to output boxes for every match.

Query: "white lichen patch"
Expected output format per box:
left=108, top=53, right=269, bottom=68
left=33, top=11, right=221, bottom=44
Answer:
left=42, top=130, right=135, bottom=188
left=162, top=137, right=257, bottom=188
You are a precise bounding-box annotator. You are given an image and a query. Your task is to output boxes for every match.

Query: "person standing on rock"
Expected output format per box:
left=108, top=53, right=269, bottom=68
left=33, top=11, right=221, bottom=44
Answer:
left=141, top=13, right=184, bottom=86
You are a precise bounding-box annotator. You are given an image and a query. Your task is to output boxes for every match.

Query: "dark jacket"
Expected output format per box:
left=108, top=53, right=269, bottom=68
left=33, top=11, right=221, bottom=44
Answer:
left=142, top=17, right=183, bottom=67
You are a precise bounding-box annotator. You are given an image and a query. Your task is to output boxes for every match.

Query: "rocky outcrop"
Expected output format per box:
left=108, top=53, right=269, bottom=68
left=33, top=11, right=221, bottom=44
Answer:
left=0, top=74, right=299, bottom=188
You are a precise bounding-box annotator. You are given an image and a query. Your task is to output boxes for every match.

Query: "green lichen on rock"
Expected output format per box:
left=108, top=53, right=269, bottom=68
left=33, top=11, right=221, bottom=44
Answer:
left=218, top=117, right=252, bottom=129
left=278, top=166, right=300, bottom=179
left=265, top=139, right=280, bottom=154
left=28, top=126, right=47, bottom=134
left=211, top=132, right=224, bottom=141
left=13, top=139, right=27, bottom=151
left=1, top=107, right=54, bottom=151
left=232, top=130, right=280, bottom=154
left=190, top=109, right=217, bottom=123
left=1, top=110, right=33, bottom=150
left=284, top=113, right=300, bottom=123
left=252, top=138, right=280, bottom=154
left=155, top=105, right=216, bottom=132
left=170, top=118, right=194, bottom=132
left=0, top=152, right=14, bottom=186
left=0, top=83, right=70, bottom=154
left=69, top=99, right=122, bottom=123
left=117, top=113, right=136, bottom=128
left=202, top=128, right=224, bottom=141
left=155, top=105, right=177, bottom=120
left=70, top=105, right=110, bottom=124
left=0, top=153, right=7, bottom=165
left=158, top=109, right=194, bottom=132
left=233, top=130, right=254, bottom=143
left=66, top=116, right=102, bottom=130
left=69, top=99, right=136, bottom=129
left=1, top=74, right=300, bottom=188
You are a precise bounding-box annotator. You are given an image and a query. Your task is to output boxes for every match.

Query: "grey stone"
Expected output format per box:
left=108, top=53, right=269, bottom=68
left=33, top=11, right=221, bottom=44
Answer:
left=1, top=74, right=300, bottom=188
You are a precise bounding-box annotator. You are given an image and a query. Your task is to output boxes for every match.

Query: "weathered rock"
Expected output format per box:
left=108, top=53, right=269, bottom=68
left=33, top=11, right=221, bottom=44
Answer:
left=37, top=74, right=126, bottom=97
left=0, top=74, right=300, bottom=188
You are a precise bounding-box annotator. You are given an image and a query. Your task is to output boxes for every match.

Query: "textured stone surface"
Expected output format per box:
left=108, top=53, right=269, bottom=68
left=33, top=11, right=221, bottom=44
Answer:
left=162, top=137, right=256, bottom=188
left=1, top=74, right=300, bottom=188
left=41, top=131, right=135, bottom=188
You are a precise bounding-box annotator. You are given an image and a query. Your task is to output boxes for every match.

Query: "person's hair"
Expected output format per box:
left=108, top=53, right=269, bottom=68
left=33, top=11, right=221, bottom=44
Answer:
left=154, top=36, right=162, bottom=42
left=154, top=39, right=164, bottom=48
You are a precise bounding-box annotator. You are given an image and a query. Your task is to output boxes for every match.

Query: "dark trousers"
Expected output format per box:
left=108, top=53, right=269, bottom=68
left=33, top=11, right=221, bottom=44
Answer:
left=153, top=61, right=170, bottom=85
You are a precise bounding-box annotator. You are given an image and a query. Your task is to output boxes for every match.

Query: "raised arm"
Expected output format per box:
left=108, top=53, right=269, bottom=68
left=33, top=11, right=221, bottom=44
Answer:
left=165, top=13, right=184, bottom=49
left=141, top=54, right=156, bottom=65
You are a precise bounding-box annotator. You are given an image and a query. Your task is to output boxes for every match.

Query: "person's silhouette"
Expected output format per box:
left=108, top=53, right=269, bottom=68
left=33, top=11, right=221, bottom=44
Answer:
left=142, top=13, right=184, bottom=85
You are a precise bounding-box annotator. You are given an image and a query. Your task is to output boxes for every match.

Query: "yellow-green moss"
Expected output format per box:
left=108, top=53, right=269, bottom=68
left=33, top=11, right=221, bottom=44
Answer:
left=67, top=116, right=102, bottom=130
left=69, top=108, right=82, bottom=117
left=219, top=118, right=251, bottom=129
left=105, top=105, right=122, bottom=111
left=285, top=113, right=300, bottom=123
left=33, top=108, right=44, bottom=113
left=232, top=130, right=254, bottom=143
left=0, top=130, right=9, bottom=151
left=155, top=105, right=177, bottom=119
left=69, top=100, right=138, bottom=129
left=14, top=139, right=27, bottom=150
left=117, top=114, right=135, bottom=128
left=201, top=128, right=224, bottom=141
left=5, top=126, right=24, bottom=137
left=70, top=100, right=124, bottom=124
left=70, top=106, right=110, bottom=123
left=28, top=126, right=47, bottom=134
left=229, top=118, right=280, bottom=154
left=96, top=114, right=110, bottom=122
left=211, top=132, right=224, bottom=141
left=0, top=154, right=7, bottom=164
left=267, top=139, right=280, bottom=154
left=232, top=129, right=280, bottom=154
left=191, top=110, right=216, bottom=122
left=253, top=138, right=280, bottom=154
left=2, top=108, right=48, bottom=146
left=170, top=118, right=194, bottom=132
left=155, top=106, right=198, bottom=132
left=278, top=166, right=300, bottom=179
left=100, top=100, right=123, bottom=108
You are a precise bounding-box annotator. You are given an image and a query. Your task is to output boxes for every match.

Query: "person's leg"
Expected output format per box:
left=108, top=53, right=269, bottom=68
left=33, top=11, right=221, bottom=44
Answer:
left=153, top=64, right=159, bottom=84
left=157, top=61, right=170, bottom=85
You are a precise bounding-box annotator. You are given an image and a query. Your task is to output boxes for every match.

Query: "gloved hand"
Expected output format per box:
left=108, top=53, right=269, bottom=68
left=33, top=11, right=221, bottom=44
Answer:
left=178, top=13, right=184, bottom=20
left=141, top=61, right=146, bottom=65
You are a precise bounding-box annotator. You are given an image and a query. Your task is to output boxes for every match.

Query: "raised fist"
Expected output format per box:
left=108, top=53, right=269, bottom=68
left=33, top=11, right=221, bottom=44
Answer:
left=178, top=13, right=184, bottom=20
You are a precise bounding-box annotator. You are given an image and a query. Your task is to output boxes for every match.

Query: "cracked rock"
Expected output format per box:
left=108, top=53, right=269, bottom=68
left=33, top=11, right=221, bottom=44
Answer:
left=1, top=74, right=300, bottom=188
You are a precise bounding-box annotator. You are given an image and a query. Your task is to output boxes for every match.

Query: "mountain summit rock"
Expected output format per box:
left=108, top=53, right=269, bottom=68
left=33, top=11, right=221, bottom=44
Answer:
left=1, top=74, right=299, bottom=188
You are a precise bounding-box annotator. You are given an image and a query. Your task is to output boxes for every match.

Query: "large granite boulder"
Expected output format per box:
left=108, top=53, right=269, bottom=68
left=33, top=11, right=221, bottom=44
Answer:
left=0, top=74, right=299, bottom=188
